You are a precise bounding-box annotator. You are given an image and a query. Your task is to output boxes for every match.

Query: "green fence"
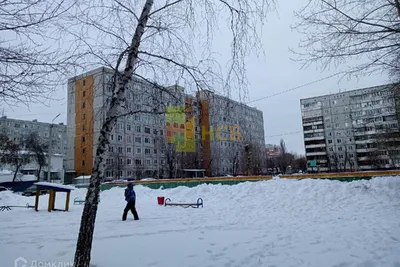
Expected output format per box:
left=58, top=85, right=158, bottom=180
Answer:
left=99, top=174, right=392, bottom=192
left=100, top=178, right=265, bottom=191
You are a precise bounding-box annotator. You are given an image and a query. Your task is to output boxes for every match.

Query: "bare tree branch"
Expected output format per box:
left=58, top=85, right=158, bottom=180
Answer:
left=291, top=0, right=400, bottom=80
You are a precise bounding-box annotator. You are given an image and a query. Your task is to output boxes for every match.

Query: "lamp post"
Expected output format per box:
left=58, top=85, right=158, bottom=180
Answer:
left=47, top=113, right=61, bottom=182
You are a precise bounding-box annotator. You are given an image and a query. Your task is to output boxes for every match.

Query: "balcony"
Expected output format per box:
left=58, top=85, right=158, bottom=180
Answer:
left=306, top=151, right=327, bottom=156
left=355, top=139, right=375, bottom=144
left=304, top=136, right=325, bottom=141
left=303, top=129, right=325, bottom=134
left=355, top=148, right=371, bottom=153
left=305, top=143, right=326, bottom=149
left=302, top=120, right=324, bottom=127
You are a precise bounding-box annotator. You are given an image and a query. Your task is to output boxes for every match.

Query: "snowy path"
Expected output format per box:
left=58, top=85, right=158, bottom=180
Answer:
left=1, top=177, right=400, bottom=267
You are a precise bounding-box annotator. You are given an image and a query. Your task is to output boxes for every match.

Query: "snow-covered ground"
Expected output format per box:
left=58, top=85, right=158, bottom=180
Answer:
left=1, top=177, right=400, bottom=267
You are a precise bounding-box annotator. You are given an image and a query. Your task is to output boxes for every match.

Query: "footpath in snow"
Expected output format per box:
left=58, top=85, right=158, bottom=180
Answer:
left=1, top=176, right=400, bottom=267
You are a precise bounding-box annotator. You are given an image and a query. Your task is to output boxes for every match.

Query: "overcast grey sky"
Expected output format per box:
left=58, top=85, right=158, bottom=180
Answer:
left=2, top=0, right=390, bottom=154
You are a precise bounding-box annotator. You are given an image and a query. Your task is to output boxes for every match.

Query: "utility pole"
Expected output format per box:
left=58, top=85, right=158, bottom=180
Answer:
left=47, top=113, right=61, bottom=182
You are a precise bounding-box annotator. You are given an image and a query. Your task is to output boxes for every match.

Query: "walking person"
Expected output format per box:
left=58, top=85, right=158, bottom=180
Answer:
left=122, top=182, right=139, bottom=221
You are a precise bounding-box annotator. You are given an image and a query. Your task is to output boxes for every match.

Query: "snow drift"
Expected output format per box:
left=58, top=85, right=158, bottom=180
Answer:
left=0, top=176, right=399, bottom=267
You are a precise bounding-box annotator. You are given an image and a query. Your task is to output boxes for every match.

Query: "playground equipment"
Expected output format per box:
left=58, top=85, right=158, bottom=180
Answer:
left=33, top=182, right=74, bottom=212
left=73, top=195, right=101, bottom=205
left=164, top=197, right=203, bottom=208
left=0, top=203, right=34, bottom=211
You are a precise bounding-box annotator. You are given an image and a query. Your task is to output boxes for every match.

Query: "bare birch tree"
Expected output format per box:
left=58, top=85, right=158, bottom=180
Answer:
left=0, top=0, right=82, bottom=106
left=292, top=0, right=400, bottom=79
left=70, top=0, right=274, bottom=266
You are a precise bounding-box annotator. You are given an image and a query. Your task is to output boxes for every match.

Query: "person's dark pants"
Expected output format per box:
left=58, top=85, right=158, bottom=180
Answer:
left=122, top=200, right=139, bottom=221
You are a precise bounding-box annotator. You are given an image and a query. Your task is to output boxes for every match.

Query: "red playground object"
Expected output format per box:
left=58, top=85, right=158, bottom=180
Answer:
left=157, top=196, right=165, bottom=205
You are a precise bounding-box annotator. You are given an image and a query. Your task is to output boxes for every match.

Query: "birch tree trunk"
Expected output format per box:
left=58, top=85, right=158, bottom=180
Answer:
left=73, top=1, right=154, bottom=266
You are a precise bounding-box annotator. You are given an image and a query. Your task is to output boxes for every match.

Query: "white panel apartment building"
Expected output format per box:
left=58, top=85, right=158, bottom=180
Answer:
left=196, top=91, right=265, bottom=176
left=0, top=116, right=67, bottom=180
left=300, top=83, right=400, bottom=172
left=66, top=67, right=183, bottom=180
left=66, top=67, right=266, bottom=179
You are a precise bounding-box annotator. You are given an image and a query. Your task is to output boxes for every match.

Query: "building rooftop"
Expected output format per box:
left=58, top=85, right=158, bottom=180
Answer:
left=300, top=83, right=396, bottom=102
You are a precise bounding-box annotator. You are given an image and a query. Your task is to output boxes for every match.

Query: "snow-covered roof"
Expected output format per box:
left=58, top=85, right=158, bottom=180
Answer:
left=0, top=173, right=37, bottom=183
left=74, top=175, right=91, bottom=179
left=34, top=182, right=75, bottom=191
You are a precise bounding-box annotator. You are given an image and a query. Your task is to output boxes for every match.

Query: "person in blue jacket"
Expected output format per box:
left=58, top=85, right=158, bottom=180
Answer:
left=122, top=182, right=139, bottom=221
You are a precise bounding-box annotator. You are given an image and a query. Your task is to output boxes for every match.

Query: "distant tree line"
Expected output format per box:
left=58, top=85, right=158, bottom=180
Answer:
left=266, top=139, right=307, bottom=174
left=0, top=132, right=47, bottom=182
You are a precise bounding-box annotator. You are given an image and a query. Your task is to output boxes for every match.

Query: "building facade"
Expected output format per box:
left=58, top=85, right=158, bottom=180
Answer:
left=300, top=83, right=400, bottom=172
left=0, top=116, right=67, bottom=181
left=66, top=67, right=265, bottom=180
left=195, top=91, right=265, bottom=176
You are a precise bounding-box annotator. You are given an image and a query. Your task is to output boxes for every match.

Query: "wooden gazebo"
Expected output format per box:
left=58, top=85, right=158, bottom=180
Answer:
left=33, top=182, right=74, bottom=212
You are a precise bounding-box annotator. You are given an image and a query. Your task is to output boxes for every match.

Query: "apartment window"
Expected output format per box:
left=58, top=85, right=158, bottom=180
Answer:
left=82, top=79, right=86, bottom=86
left=329, top=147, right=333, bottom=151
left=145, top=159, right=151, bottom=165
left=145, top=148, right=151, bottom=154
left=328, top=140, right=332, bottom=144
left=82, top=101, right=86, bottom=108
left=135, top=126, right=141, bottom=132
left=127, top=147, right=132, bottom=153
left=109, top=146, right=114, bottom=153
left=83, top=90, right=86, bottom=97
left=82, top=160, right=85, bottom=167
left=110, top=134, right=114, bottom=141
left=337, top=139, right=342, bottom=143
left=145, top=137, right=150, bottom=144
left=82, top=148, right=85, bottom=154
left=82, top=124, right=86, bottom=131
left=136, top=148, right=142, bottom=154
left=135, top=159, right=142, bottom=165
left=118, top=170, right=123, bottom=177
left=127, top=170, right=132, bottom=176
left=338, top=147, right=343, bottom=151
left=118, top=147, right=123, bottom=153
left=154, top=159, right=158, bottom=164
left=118, top=135, right=123, bottom=141
left=160, top=130, right=163, bottom=135
left=127, top=159, right=132, bottom=165
left=82, top=113, right=86, bottom=120
left=349, top=154, right=354, bottom=158
left=145, top=127, right=151, bottom=134
left=339, top=155, right=344, bottom=159
left=82, top=136, right=86, bottom=143
left=119, top=158, right=123, bottom=165
left=135, top=137, right=141, bottom=143
left=127, top=124, right=131, bottom=131
left=106, top=159, right=111, bottom=164
left=154, top=149, right=158, bottom=154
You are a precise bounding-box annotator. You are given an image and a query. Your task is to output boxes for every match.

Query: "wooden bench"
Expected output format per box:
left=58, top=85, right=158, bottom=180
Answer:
left=74, top=197, right=100, bottom=205
left=0, top=203, right=35, bottom=211
left=164, top=198, right=203, bottom=208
